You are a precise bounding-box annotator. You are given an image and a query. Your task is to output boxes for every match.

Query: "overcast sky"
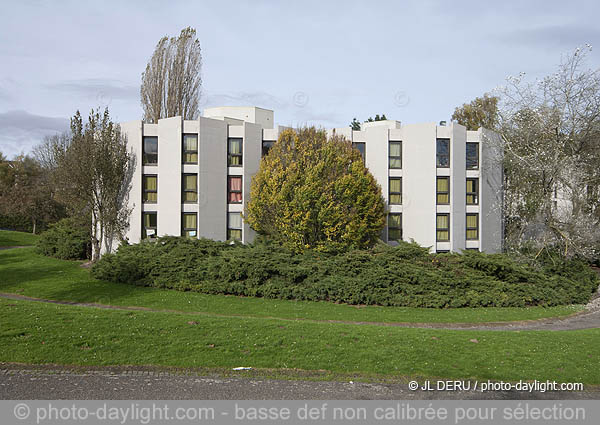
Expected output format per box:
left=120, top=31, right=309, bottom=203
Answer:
left=1, top=0, right=600, bottom=158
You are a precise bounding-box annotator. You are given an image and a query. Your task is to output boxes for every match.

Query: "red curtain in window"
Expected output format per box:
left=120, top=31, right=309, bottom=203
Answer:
left=228, top=177, right=242, bottom=203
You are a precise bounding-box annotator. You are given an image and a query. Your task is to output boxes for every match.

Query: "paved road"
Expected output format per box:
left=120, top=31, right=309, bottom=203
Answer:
left=1, top=367, right=598, bottom=400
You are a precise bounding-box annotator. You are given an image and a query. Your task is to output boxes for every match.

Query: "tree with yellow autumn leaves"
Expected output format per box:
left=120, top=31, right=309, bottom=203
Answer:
left=246, top=127, right=386, bottom=253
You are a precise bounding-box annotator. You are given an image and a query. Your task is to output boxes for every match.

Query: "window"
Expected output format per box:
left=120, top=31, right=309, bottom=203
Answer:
left=388, top=213, right=402, bottom=241
left=228, top=138, right=243, bottom=166
left=466, top=178, right=479, bottom=205
left=182, top=213, right=197, bottom=238
left=466, top=142, right=479, bottom=169
left=436, top=138, right=450, bottom=168
left=466, top=213, right=479, bottom=240
left=228, top=176, right=242, bottom=204
left=227, top=212, right=242, bottom=241
left=143, top=136, right=158, bottom=165
left=389, top=177, right=402, bottom=205
left=182, top=134, right=198, bottom=164
left=389, top=141, right=402, bottom=169
left=142, top=212, right=157, bottom=239
left=262, top=141, right=274, bottom=157
left=142, top=175, right=157, bottom=203
left=182, top=174, right=198, bottom=203
left=436, top=213, right=450, bottom=241
left=352, top=142, right=366, bottom=164
left=436, top=176, right=450, bottom=204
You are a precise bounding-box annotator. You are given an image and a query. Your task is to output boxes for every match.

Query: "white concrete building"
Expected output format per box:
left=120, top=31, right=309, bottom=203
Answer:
left=120, top=106, right=503, bottom=253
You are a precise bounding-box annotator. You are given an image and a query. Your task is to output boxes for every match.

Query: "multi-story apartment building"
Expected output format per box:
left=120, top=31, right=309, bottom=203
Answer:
left=120, top=106, right=503, bottom=253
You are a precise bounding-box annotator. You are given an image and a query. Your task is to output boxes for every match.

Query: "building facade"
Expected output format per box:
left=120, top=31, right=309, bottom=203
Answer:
left=120, top=106, right=503, bottom=253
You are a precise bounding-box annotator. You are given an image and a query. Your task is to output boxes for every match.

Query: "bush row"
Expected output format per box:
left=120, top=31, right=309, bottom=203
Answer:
left=90, top=237, right=599, bottom=308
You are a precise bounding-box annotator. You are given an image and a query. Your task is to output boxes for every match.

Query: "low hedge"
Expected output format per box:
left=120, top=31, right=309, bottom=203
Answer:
left=91, top=237, right=599, bottom=308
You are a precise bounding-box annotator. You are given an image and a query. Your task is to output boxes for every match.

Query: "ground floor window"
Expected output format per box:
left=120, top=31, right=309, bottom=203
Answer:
left=436, top=213, right=450, bottom=241
left=227, top=212, right=242, bottom=241
left=182, top=213, right=197, bottom=238
left=466, top=213, right=479, bottom=240
left=142, top=212, right=157, bottom=239
left=388, top=213, right=402, bottom=241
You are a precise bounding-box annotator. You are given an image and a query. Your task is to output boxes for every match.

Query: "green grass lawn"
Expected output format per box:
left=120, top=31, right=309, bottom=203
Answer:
left=0, top=230, right=39, bottom=247
left=0, top=247, right=584, bottom=324
left=1, top=297, right=599, bottom=384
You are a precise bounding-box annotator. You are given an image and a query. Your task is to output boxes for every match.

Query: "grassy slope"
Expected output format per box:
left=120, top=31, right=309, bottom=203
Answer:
left=1, top=298, right=599, bottom=384
left=0, top=248, right=583, bottom=324
left=0, top=230, right=39, bottom=247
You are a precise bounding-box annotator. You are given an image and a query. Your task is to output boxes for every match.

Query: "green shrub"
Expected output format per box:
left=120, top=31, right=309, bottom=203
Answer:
left=0, top=214, right=42, bottom=233
left=91, top=238, right=600, bottom=308
left=36, top=218, right=90, bottom=260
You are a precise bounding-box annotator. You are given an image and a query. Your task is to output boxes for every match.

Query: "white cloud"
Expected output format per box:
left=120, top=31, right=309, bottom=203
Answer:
left=0, top=110, right=69, bottom=159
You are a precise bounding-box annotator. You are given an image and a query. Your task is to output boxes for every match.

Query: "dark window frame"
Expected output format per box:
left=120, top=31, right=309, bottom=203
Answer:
left=182, top=173, right=198, bottom=203
left=466, top=178, right=479, bottom=205
left=143, top=136, right=158, bottom=165
left=466, top=213, right=479, bottom=240
left=182, top=134, right=198, bottom=164
left=142, top=174, right=157, bottom=204
left=466, top=142, right=479, bottom=170
left=352, top=142, right=366, bottom=164
left=388, top=141, right=402, bottom=169
left=436, top=176, right=450, bottom=205
left=181, top=212, right=197, bottom=238
left=228, top=138, right=243, bottom=167
left=228, top=175, right=243, bottom=204
left=142, top=212, right=157, bottom=239
left=436, top=138, right=450, bottom=168
left=262, top=140, right=274, bottom=158
left=389, top=177, right=402, bottom=205
left=227, top=212, right=242, bottom=241
left=388, top=213, right=402, bottom=241
left=436, top=213, right=450, bottom=242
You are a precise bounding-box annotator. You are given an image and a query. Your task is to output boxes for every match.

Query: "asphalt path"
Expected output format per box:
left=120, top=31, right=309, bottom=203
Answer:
left=1, top=366, right=598, bottom=400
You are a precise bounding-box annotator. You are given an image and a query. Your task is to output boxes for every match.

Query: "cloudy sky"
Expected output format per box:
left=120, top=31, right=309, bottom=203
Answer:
left=1, top=0, right=600, bottom=158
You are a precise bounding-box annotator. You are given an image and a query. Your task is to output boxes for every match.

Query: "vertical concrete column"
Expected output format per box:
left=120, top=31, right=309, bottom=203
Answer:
left=198, top=117, right=228, bottom=241
left=403, top=123, right=437, bottom=250
left=157, top=116, right=183, bottom=236
left=120, top=120, right=143, bottom=244
left=242, top=122, right=262, bottom=243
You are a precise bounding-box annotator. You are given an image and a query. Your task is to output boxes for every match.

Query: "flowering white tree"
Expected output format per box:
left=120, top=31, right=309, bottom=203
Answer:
left=497, top=46, right=600, bottom=258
